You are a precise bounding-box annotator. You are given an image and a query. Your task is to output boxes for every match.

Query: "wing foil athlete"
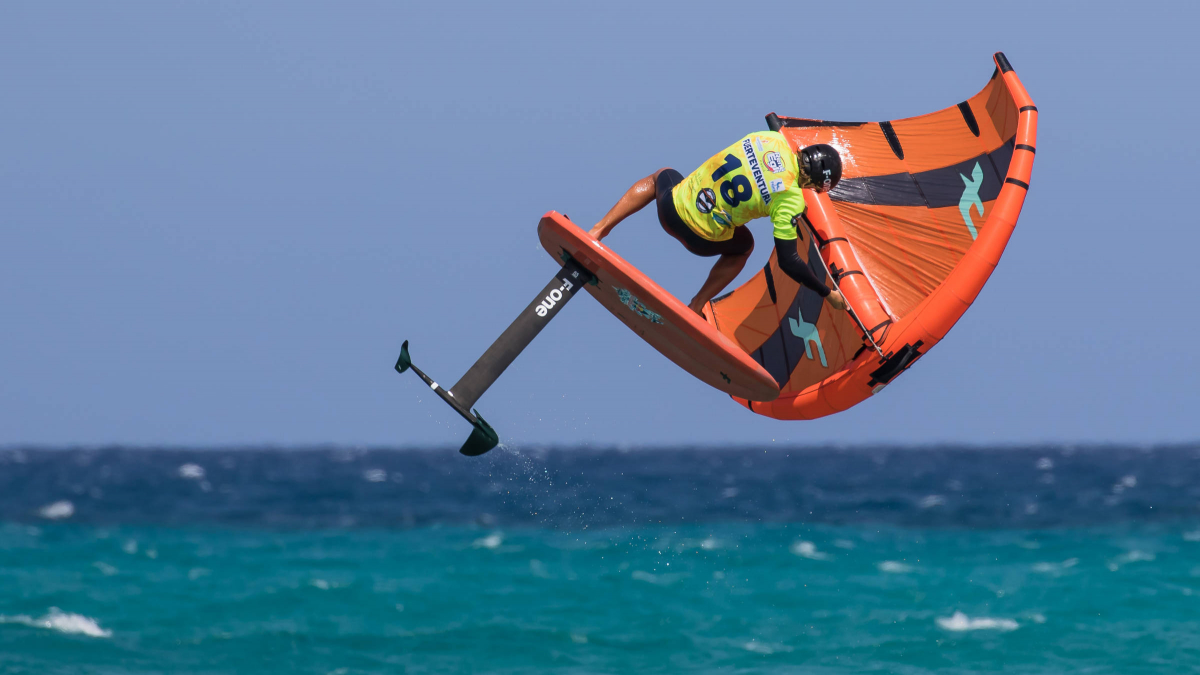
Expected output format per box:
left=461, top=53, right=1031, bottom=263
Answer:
left=589, top=134, right=849, bottom=317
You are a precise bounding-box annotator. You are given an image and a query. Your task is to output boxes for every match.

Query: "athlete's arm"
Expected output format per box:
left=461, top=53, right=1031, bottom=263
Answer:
left=768, top=187, right=846, bottom=309
left=774, top=235, right=829, bottom=296
left=775, top=236, right=847, bottom=310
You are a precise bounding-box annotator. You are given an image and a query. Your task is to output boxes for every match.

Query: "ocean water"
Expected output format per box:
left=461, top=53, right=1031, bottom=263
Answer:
left=2, top=446, right=1200, bottom=674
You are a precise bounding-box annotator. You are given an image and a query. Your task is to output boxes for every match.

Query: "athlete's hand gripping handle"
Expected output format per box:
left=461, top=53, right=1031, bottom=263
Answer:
left=825, top=290, right=848, bottom=311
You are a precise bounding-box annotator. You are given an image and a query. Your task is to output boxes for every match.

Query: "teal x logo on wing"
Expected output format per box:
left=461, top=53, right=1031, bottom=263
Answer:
left=788, top=311, right=827, bottom=368
left=959, top=162, right=984, bottom=240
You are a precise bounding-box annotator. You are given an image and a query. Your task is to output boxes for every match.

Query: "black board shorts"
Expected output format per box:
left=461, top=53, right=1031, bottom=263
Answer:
left=655, top=169, right=754, bottom=258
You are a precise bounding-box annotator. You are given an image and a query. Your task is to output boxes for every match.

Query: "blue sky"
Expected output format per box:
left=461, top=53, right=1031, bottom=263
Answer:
left=1, top=1, right=1195, bottom=447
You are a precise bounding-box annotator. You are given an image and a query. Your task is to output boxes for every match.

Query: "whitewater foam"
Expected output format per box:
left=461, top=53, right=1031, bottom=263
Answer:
left=1108, top=550, right=1156, bottom=570
left=936, top=611, right=1018, bottom=632
left=0, top=608, right=112, bottom=638
left=37, top=500, right=74, bottom=520
left=631, top=570, right=678, bottom=585
left=790, top=541, right=829, bottom=560
left=473, top=532, right=503, bottom=549
left=919, top=495, right=946, bottom=509
left=742, top=640, right=792, bottom=655
left=1033, top=558, right=1079, bottom=574
left=178, top=463, right=205, bottom=480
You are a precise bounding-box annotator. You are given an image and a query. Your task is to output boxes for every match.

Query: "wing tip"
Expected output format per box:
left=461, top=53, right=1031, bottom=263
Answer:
left=993, top=52, right=1013, bottom=74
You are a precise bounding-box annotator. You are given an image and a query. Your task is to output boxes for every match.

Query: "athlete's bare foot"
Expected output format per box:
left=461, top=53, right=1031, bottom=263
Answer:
left=588, top=171, right=664, bottom=242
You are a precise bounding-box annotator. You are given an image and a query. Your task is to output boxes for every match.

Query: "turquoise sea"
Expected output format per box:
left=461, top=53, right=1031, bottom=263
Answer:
left=2, top=446, right=1199, bottom=673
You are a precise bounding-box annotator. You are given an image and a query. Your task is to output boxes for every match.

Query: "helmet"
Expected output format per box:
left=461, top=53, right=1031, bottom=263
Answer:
left=798, top=144, right=843, bottom=193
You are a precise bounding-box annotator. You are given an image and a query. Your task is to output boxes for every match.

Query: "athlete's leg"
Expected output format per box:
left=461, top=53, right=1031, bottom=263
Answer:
left=589, top=168, right=669, bottom=240
left=687, top=232, right=754, bottom=316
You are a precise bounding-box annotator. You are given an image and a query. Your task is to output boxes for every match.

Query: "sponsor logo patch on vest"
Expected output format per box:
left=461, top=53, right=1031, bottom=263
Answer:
left=696, top=188, right=717, bottom=214
left=764, top=151, right=784, bottom=173
left=769, top=178, right=785, bottom=193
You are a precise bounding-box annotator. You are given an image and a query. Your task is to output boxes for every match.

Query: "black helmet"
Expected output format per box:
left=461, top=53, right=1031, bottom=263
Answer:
left=799, top=144, right=842, bottom=193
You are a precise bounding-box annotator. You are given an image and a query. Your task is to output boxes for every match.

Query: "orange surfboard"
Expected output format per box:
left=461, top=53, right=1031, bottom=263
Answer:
left=537, top=212, right=780, bottom=402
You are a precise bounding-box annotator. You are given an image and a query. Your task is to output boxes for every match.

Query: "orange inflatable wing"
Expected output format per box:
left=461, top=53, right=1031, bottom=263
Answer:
left=709, top=52, right=1037, bottom=420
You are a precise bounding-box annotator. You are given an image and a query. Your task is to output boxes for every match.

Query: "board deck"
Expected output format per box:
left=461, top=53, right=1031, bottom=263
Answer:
left=537, top=211, right=780, bottom=402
